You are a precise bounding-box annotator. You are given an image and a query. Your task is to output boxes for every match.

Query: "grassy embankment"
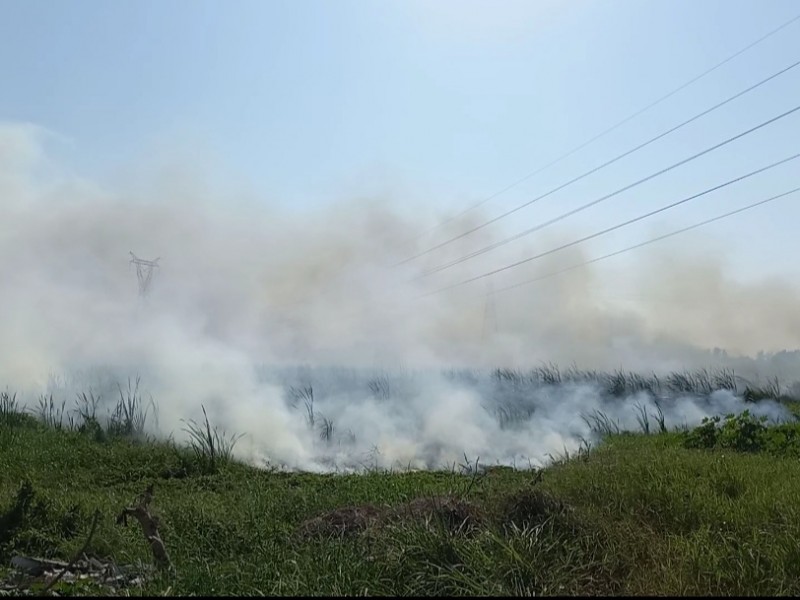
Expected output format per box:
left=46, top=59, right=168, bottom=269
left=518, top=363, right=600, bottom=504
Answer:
left=2, top=376, right=800, bottom=596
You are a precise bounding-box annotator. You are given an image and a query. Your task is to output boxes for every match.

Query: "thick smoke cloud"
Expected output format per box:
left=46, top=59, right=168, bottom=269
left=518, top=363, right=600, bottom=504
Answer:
left=2, top=122, right=798, bottom=470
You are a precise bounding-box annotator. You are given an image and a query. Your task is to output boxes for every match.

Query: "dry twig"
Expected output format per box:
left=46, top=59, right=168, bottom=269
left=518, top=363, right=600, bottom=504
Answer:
left=116, top=484, right=172, bottom=572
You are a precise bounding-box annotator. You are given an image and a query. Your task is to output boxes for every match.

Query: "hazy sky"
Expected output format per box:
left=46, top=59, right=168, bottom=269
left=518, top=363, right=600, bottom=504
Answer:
left=2, top=0, right=799, bottom=290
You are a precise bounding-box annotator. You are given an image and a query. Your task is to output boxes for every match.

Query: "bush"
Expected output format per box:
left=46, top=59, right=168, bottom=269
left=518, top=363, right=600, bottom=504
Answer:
left=683, top=411, right=800, bottom=457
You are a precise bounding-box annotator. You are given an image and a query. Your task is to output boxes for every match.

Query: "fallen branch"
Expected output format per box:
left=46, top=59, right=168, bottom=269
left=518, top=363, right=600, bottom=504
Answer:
left=116, top=484, right=172, bottom=572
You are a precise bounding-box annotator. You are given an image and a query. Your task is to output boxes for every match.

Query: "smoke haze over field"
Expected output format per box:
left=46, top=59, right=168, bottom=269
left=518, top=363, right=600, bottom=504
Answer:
left=2, top=123, right=799, bottom=470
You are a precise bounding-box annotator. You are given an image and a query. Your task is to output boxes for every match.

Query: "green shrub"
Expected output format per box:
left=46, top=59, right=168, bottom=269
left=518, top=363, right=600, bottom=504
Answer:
left=684, top=411, right=800, bottom=457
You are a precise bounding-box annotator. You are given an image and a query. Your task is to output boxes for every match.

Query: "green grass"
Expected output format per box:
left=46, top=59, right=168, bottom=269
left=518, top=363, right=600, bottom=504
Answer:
left=3, top=410, right=800, bottom=596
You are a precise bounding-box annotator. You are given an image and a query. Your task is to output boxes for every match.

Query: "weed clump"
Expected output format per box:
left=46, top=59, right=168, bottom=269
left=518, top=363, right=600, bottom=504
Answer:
left=297, top=504, right=384, bottom=539
left=683, top=410, right=800, bottom=456
left=389, top=495, right=484, bottom=535
left=0, top=391, right=38, bottom=429
left=297, top=495, right=483, bottom=540
left=499, top=488, right=575, bottom=532
left=0, top=481, right=90, bottom=563
left=182, top=404, right=243, bottom=474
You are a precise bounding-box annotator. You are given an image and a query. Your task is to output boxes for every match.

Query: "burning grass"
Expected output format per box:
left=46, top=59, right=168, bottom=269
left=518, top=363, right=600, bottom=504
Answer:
left=2, top=364, right=800, bottom=595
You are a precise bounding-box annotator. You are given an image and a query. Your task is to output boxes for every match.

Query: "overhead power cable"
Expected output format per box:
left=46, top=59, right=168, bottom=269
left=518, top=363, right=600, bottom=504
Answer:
left=400, top=11, right=800, bottom=249
left=422, top=150, right=800, bottom=296
left=416, top=103, right=800, bottom=280
left=327, top=184, right=800, bottom=331
left=398, top=58, right=800, bottom=269
left=490, top=187, right=800, bottom=296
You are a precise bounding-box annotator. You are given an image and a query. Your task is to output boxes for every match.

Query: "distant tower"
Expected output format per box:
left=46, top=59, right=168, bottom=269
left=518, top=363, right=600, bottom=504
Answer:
left=129, top=251, right=160, bottom=297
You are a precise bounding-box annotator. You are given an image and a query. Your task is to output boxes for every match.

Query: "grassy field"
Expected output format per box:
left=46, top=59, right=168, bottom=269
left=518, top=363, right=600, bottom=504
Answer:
left=3, top=384, right=800, bottom=597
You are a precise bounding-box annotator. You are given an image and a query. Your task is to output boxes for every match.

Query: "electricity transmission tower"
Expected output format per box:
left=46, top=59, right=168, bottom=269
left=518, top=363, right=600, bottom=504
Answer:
left=129, top=251, right=160, bottom=297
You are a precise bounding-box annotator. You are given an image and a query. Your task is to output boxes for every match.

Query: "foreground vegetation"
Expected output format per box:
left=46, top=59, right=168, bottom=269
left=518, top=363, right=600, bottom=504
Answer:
left=2, top=374, right=800, bottom=595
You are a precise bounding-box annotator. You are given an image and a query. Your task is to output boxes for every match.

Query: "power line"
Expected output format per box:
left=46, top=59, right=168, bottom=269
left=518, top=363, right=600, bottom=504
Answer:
left=490, top=187, right=800, bottom=297
left=417, top=103, right=800, bottom=279
left=398, top=58, right=800, bottom=268
left=319, top=184, right=800, bottom=331
left=401, top=11, right=800, bottom=249
left=423, top=151, right=800, bottom=296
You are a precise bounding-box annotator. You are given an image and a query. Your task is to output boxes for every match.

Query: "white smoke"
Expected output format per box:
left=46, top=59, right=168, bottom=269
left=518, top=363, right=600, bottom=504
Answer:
left=32, top=366, right=793, bottom=472
left=1, top=122, right=798, bottom=471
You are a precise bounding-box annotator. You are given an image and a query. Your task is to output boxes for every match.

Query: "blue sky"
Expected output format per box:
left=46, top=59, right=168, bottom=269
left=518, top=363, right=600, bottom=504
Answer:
left=2, top=0, right=799, bottom=287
